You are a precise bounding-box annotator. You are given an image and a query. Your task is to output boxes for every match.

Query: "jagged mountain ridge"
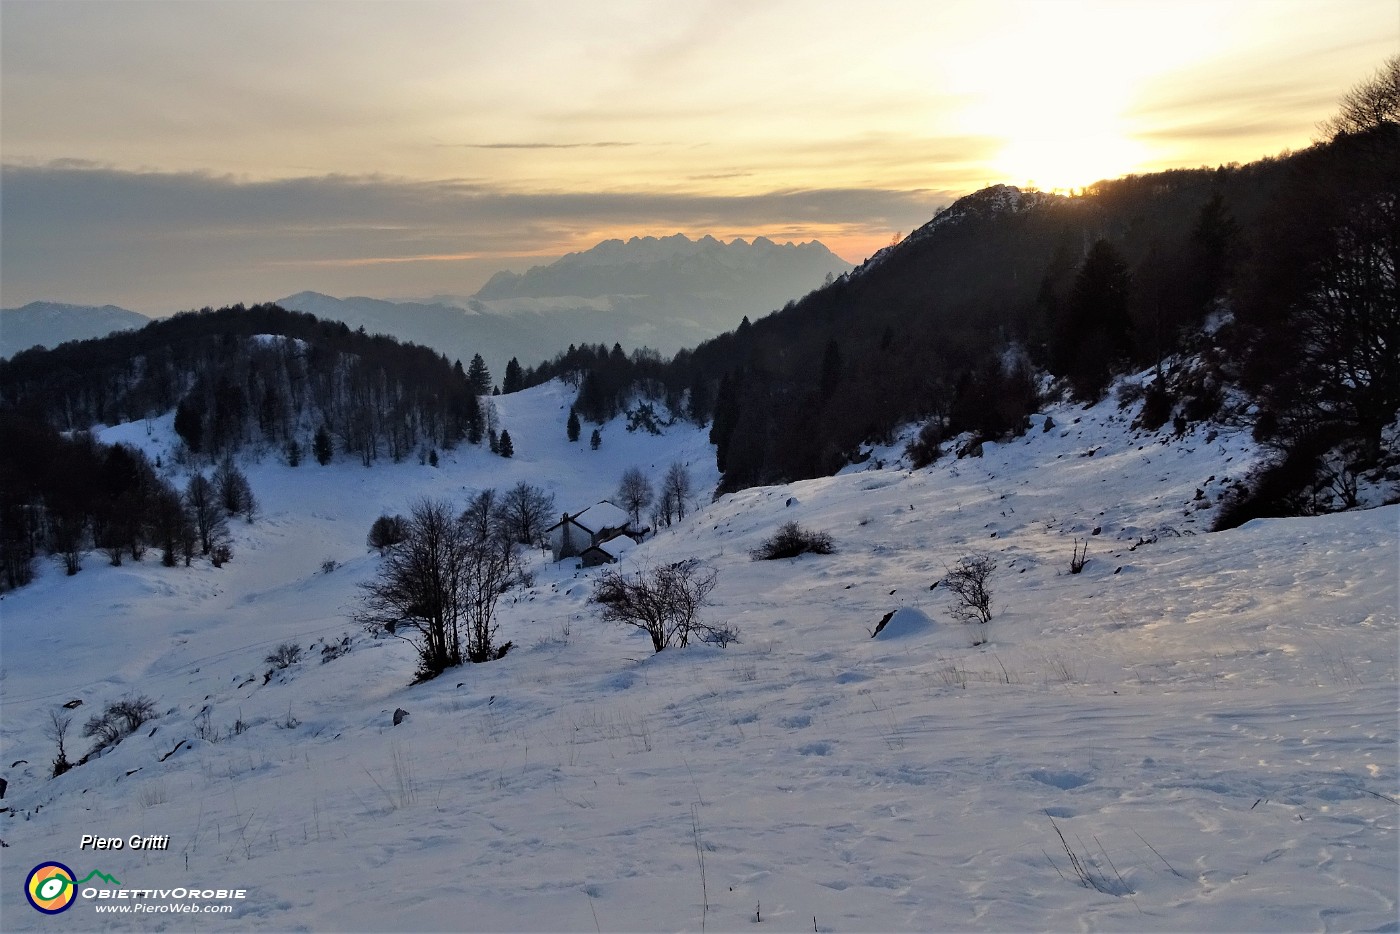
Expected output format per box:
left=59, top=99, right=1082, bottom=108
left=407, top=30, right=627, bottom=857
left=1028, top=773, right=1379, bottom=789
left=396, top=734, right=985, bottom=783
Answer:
left=473, top=233, right=850, bottom=300
left=0, top=301, right=151, bottom=358
left=279, top=234, right=851, bottom=377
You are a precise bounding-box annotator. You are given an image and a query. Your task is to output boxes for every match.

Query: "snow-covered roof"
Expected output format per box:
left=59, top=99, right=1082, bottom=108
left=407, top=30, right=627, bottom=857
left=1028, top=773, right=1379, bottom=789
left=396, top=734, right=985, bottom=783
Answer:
left=583, top=534, right=640, bottom=562
left=571, top=500, right=631, bottom=533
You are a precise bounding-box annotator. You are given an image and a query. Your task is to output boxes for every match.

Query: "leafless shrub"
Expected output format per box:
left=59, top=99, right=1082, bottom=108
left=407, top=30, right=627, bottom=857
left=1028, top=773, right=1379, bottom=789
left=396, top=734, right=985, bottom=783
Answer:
left=265, top=643, right=302, bottom=669
left=195, top=708, right=223, bottom=744
left=942, top=553, right=996, bottom=625
left=591, top=559, right=722, bottom=652
left=1070, top=539, right=1089, bottom=574
left=46, top=711, right=74, bottom=777
left=367, top=514, right=407, bottom=551
left=320, top=634, right=353, bottom=664
left=905, top=420, right=944, bottom=469
left=138, top=780, right=169, bottom=808
left=751, top=521, right=834, bottom=560
left=83, top=694, right=159, bottom=752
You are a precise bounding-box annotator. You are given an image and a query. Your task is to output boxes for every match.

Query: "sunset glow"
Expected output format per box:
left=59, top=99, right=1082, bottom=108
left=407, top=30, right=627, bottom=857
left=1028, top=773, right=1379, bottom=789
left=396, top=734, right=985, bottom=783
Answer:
left=1, top=0, right=1395, bottom=311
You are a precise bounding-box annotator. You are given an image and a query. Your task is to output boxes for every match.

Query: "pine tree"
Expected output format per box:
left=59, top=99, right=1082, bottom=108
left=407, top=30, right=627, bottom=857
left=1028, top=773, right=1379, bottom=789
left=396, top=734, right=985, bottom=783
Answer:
left=1051, top=239, right=1134, bottom=399
left=590, top=428, right=602, bottom=450
left=313, top=425, right=334, bottom=465
left=498, top=430, right=514, bottom=458
left=174, top=397, right=204, bottom=453
left=709, top=372, right=739, bottom=473
left=1187, top=192, right=1240, bottom=318
left=467, top=354, right=492, bottom=397
left=467, top=404, right=484, bottom=445
left=567, top=409, right=581, bottom=442
left=503, top=357, right=524, bottom=394
left=686, top=372, right=711, bottom=424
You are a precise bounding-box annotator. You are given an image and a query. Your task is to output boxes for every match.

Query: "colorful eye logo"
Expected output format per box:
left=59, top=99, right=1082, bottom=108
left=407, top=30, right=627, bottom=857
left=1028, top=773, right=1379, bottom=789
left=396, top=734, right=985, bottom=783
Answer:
left=26, top=862, right=78, bottom=914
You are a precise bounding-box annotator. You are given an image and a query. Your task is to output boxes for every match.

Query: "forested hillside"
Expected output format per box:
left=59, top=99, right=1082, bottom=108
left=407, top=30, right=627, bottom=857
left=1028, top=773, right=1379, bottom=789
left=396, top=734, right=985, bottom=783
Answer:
left=0, top=303, right=487, bottom=460
left=0, top=304, right=501, bottom=590
left=539, top=118, right=1395, bottom=512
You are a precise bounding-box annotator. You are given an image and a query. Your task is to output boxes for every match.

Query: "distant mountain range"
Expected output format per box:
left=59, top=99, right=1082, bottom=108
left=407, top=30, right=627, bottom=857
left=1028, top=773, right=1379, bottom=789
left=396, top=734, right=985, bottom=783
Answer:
left=2, top=234, right=850, bottom=373
left=281, top=234, right=852, bottom=377
left=0, top=301, right=150, bottom=358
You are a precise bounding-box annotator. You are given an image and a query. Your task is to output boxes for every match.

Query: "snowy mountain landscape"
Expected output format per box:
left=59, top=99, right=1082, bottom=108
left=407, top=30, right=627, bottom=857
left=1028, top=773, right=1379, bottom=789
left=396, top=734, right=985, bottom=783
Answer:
left=4, top=6, right=1396, bottom=931
left=1, top=234, right=848, bottom=377
left=280, top=235, right=852, bottom=376
left=2, top=374, right=1394, bottom=931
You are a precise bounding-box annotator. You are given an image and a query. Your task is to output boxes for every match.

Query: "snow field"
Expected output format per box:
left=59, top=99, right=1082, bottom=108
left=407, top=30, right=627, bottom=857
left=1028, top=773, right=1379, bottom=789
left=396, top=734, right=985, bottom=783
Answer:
left=0, top=380, right=1394, bottom=931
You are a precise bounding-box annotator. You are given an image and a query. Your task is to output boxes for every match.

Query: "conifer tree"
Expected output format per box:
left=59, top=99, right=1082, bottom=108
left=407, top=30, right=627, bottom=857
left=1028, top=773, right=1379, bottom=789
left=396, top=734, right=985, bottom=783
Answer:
left=467, top=354, right=492, bottom=397
left=503, top=357, right=524, bottom=394
left=498, top=430, right=514, bottom=458
left=567, top=409, right=581, bottom=442
left=313, top=425, right=334, bottom=465
left=1052, top=239, right=1134, bottom=399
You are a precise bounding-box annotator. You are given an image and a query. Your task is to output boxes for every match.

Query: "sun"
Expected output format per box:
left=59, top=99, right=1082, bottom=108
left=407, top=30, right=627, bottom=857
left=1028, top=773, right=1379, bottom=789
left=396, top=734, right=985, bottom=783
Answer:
left=972, top=49, right=1153, bottom=193
left=993, top=128, right=1150, bottom=193
left=933, top=0, right=1200, bottom=194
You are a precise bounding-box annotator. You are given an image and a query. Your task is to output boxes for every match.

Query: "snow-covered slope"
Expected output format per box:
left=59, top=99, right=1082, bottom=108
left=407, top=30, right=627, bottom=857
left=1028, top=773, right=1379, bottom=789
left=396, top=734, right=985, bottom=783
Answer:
left=1, top=383, right=1395, bottom=932
left=0, top=302, right=150, bottom=358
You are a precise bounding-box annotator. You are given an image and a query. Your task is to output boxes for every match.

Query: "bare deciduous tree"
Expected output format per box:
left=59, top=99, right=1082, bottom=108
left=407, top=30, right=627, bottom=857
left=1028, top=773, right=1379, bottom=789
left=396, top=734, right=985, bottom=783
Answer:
left=458, top=492, right=523, bottom=663
left=213, top=458, right=257, bottom=523
left=660, top=462, right=693, bottom=526
left=358, top=498, right=471, bottom=679
left=616, top=467, right=654, bottom=526
left=1317, top=55, right=1400, bottom=139
left=184, top=472, right=227, bottom=557
left=358, top=496, right=523, bottom=680
left=499, top=481, right=556, bottom=549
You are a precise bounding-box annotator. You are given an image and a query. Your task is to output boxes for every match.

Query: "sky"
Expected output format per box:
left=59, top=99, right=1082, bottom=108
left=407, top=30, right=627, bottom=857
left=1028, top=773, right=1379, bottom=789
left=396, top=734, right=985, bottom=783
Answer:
left=1, top=0, right=1395, bottom=315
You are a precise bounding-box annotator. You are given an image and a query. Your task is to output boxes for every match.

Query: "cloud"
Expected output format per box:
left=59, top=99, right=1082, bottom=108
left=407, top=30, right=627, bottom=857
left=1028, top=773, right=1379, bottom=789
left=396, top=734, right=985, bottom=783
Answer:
left=448, top=141, right=643, bottom=150
left=0, top=162, right=947, bottom=312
